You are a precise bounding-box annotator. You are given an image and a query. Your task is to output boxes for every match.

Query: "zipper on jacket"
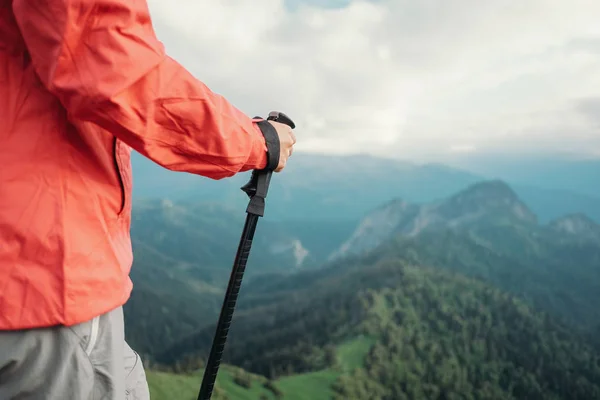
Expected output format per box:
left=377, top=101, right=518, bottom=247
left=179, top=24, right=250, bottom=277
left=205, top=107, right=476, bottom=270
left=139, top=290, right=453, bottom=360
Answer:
left=113, top=137, right=126, bottom=214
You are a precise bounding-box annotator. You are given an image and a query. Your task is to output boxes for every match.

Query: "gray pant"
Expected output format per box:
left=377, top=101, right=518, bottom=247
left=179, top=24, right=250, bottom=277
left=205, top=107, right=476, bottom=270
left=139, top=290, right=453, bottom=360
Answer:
left=0, top=306, right=149, bottom=400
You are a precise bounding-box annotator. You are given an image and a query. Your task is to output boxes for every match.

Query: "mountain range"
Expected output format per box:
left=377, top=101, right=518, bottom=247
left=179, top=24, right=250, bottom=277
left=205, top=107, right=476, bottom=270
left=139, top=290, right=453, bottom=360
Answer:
left=122, top=168, right=600, bottom=399
left=444, top=154, right=600, bottom=199
left=328, top=181, right=600, bottom=330
left=130, top=152, right=600, bottom=224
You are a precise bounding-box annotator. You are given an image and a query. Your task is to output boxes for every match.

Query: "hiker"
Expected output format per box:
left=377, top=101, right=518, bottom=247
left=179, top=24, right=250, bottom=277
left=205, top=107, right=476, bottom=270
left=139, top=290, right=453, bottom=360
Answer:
left=0, top=1, right=296, bottom=399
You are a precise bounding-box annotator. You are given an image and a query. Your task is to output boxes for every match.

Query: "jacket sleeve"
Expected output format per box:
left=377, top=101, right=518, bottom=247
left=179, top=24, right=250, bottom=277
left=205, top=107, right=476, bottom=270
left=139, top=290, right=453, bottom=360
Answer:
left=12, top=0, right=269, bottom=179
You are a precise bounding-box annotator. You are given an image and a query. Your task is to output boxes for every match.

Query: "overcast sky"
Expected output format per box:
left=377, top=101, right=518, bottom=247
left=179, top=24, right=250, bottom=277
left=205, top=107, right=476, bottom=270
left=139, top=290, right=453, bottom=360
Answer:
left=146, top=0, right=600, bottom=162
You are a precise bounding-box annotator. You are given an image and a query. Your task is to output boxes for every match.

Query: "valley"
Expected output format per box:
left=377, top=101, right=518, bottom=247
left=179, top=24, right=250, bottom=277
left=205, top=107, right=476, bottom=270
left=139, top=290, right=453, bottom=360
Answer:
left=124, top=160, right=600, bottom=399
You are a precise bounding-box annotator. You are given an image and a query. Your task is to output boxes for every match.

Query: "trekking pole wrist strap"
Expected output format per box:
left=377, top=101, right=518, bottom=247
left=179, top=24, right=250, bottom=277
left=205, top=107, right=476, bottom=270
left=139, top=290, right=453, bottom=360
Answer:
left=255, top=119, right=280, bottom=171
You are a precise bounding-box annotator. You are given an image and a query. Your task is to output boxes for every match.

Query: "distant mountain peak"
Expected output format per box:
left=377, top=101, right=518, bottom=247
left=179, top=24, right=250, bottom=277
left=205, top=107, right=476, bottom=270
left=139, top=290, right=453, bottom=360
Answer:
left=332, top=180, right=538, bottom=260
left=436, top=179, right=537, bottom=223
left=449, top=179, right=519, bottom=202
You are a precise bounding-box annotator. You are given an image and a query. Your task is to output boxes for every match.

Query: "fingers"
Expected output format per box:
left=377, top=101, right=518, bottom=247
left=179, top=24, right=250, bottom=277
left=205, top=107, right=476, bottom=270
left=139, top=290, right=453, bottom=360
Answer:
left=283, top=128, right=295, bottom=157
left=286, top=128, right=295, bottom=156
left=271, top=121, right=296, bottom=173
left=275, top=157, right=286, bottom=173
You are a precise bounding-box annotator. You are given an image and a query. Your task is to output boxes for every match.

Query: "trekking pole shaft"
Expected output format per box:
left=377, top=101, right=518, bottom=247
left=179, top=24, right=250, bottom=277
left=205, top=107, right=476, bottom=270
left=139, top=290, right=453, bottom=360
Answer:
left=197, top=214, right=259, bottom=400
left=196, top=111, right=294, bottom=400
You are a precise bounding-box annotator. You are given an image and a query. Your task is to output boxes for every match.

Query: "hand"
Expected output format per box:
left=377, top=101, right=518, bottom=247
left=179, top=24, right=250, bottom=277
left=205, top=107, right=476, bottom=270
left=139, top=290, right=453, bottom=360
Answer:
left=268, top=120, right=296, bottom=172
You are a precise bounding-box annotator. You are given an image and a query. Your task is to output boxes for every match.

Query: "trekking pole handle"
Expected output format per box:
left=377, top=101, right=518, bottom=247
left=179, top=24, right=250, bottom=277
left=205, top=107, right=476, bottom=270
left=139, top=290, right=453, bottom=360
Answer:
left=267, top=111, right=295, bottom=129
left=240, top=111, right=295, bottom=217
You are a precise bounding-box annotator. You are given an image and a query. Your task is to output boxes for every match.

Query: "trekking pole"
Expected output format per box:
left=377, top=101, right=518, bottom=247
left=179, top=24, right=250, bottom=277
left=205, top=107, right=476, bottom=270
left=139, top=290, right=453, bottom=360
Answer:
left=197, top=111, right=296, bottom=400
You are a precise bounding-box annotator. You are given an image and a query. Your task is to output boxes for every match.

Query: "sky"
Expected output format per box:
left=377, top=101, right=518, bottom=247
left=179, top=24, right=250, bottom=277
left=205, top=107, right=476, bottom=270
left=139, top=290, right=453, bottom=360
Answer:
left=146, top=0, right=600, bottom=163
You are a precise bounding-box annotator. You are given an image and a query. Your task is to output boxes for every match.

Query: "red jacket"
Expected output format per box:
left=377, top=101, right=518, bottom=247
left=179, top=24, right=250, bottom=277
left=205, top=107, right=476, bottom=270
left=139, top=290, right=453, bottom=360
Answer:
left=0, top=0, right=272, bottom=329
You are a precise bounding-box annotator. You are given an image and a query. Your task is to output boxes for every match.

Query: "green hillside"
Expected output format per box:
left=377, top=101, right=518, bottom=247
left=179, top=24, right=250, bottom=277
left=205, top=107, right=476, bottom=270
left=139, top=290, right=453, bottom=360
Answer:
left=124, top=239, right=224, bottom=357
left=364, top=225, right=600, bottom=331
left=127, top=180, right=600, bottom=399
left=330, top=262, right=600, bottom=400
left=147, top=366, right=275, bottom=400
left=125, top=200, right=354, bottom=357
left=147, top=337, right=373, bottom=400
left=155, top=259, right=600, bottom=400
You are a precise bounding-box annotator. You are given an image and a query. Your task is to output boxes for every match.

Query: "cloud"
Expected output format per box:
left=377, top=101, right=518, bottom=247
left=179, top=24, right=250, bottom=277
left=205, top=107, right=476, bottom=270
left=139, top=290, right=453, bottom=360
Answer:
left=146, top=0, right=600, bottom=162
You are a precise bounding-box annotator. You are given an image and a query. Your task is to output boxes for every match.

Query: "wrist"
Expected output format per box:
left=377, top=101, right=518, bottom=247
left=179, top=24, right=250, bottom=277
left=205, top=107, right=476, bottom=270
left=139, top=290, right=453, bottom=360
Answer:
left=252, top=118, right=280, bottom=171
